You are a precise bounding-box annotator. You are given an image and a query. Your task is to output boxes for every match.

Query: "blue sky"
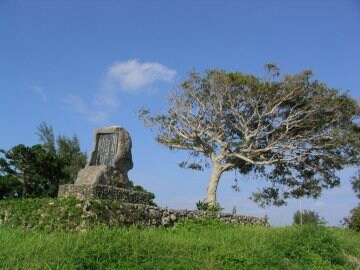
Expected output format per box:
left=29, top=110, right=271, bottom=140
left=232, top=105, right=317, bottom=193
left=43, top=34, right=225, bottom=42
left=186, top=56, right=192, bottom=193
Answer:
left=0, top=0, right=359, bottom=226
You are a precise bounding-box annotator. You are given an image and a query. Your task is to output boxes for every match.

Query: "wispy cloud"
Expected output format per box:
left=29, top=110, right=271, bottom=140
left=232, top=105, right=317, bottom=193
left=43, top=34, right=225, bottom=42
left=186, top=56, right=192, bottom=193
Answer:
left=62, top=59, right=176, bottom=125
left=62, top=95, right=109, bottom=125
left=313, top=200, right=325, bottom=208
left=105, top=59, right=176, bottom=91
left=32, top=86, right=47, bottom=102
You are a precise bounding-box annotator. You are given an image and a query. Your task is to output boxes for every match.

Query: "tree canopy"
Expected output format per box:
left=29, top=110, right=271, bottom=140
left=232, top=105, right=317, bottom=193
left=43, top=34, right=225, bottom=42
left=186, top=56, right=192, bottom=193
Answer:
left=0, top=144, right=67, bottom=198
left=0, top=122, right=87, bottom=199
left=36, top=122, right=87, bottom=184
left=140, top=65, right=360, bottom=207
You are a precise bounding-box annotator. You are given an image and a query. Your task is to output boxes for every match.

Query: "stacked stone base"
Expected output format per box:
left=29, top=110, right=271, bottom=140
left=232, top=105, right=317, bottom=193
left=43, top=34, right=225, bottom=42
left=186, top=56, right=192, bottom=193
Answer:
left=57, top=184, right=268, bottom=228
left=75, top=200, right=268, bottom=228
left=126, top=204, right=269, bottom=227
left=58, top=184, right=153, bottom=205
left=0, top=199, right=268, bottom=231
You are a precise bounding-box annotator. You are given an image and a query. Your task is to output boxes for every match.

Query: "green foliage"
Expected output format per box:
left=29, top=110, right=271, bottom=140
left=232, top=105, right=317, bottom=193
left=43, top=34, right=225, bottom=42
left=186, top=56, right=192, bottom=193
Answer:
left=0, top=144, right=67, bottom=198
left=0, top=197, right=83, bottom=231
left=36, top=122, right=87, bottom=184
left=196, top=200, right=224, bottom=212
left=1, top=219, right=360, bottom=269
left=351, top=169, right=360, bottom=200
left=140, top=65, right=360, bottom=207
left=56, top=134, right=87, bottom=183
left=0, top=197, right=157, bottom=232
left=129, top=180, right=157, bottom=206
left=293, top=210, right=327, bottom=226
left=343, top=169, right=360, bottom=232
left=343, top=207, right=360, bottom=232
left=0, top=122, right=87, bottom=199
left=36, top=121, right=56, bottom=153
left=0, top=175, right=21, bottom=199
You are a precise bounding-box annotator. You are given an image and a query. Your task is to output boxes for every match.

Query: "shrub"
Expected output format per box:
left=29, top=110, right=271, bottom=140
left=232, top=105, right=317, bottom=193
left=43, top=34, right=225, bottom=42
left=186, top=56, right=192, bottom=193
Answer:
left=129, top=180, right=156, bottom=206
left=293, top=210, right=326, bottom=226
left=196, top=200, right=224, bottom=212
left=343, top=206, right=360, bottom=232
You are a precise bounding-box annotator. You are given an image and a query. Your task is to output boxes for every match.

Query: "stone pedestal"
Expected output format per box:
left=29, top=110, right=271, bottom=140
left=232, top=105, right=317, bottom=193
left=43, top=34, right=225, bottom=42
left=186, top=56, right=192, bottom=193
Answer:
left=58, top=184, right=154, bottom=205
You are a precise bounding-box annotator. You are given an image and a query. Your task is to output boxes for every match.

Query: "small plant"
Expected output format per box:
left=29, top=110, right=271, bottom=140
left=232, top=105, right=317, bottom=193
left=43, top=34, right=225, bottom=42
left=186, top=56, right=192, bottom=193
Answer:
left=196, top=200, right=224, bottom=212
left=232, top=206, right=237, bottom=215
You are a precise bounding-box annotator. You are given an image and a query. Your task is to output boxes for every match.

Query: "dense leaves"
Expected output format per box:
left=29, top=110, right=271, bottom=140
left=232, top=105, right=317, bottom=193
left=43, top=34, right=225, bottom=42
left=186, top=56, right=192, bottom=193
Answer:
left=56, top=135, right=87, bottom=183
left=344, top=207, right=360, bottom=232
left=36, top=122, right=87, bottom=184
left=0, top=122, right=87, bottom=199
left=0, top=144, right=67, bottom=198
left=293, top=209, right=326, bottom=226
left=351, top=169, right=360, bottom=200
left=344, top=169, right=360, bottom=232
left=140, top=65, right=360, bottom=206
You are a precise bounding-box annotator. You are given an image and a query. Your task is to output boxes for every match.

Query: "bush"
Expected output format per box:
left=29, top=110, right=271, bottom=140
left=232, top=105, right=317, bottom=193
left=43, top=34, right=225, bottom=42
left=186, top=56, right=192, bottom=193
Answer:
left=129, top=180, right=156, bottom=206
left=343, top=206, right=360, bottom=232
left=293, top=210, right=326, bottom=226
left=343, top=169, right=360, bottom=232
left=196, top=200, right=224, bottom=212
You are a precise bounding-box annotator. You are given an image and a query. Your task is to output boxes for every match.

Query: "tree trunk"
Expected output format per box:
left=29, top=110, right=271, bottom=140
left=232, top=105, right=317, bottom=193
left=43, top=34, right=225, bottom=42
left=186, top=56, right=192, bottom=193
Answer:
left=204, top=163, right=224, bottom=206
left=21, top=172, right=28, bottom=198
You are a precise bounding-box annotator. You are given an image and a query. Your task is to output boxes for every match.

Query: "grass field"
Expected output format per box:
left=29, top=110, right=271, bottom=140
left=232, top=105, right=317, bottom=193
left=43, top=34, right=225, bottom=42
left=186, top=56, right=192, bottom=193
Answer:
left=1, top=218, right=360, bottom=269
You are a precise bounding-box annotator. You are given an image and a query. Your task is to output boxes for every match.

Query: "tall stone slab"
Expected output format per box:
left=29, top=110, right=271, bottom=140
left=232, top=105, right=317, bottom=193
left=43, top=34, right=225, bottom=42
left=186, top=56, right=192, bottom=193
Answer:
left=75, top=126, right=133, bottom=188
left=59, top=126, right=154, bottom=204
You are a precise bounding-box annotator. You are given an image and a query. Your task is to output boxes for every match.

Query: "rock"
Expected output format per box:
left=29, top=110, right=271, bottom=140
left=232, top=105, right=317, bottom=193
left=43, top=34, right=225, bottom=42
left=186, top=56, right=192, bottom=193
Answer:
left=148, top=208, right=161, bottom=219
left=161, top=215, right=171, bottom=226
left=170, top=214, right=177, bottom=222
left=75, top=126, right=133, bottom=188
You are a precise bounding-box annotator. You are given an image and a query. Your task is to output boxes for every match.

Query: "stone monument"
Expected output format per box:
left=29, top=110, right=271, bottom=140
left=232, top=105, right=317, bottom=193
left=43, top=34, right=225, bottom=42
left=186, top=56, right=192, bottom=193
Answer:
left=75, top=126, right=133, bottom=188
left=58, top=126, right=153, bottom=204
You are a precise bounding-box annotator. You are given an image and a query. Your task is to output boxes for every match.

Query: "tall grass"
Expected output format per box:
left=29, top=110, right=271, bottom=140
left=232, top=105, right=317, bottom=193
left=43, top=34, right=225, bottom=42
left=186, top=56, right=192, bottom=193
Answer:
left=1, top=219, right=359, bottom=269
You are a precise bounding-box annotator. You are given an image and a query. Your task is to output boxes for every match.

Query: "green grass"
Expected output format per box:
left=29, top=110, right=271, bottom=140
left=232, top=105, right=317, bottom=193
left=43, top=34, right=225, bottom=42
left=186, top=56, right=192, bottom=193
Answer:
left=1, top=219, right=360, bottom=269
left=1, top=198, right=359, bottom=269
left=0, top=197, right=152, bottom=232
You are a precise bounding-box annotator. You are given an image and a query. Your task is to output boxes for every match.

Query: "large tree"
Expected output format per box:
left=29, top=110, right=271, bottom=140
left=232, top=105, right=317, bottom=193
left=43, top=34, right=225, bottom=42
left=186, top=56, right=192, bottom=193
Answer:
left=140, top=65, right=360, bottom=207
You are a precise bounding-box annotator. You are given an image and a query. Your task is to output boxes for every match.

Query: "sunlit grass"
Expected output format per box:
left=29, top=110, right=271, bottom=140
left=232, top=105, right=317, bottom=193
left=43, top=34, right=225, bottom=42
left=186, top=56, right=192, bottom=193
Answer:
left=1, top=219, right=359, bottom=269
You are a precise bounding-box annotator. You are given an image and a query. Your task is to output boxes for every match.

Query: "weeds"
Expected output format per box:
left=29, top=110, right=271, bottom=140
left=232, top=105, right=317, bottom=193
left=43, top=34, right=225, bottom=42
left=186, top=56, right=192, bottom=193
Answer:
left=1, top=199, right=360, bottom=269
left=196, top=200, right=224, bottom=212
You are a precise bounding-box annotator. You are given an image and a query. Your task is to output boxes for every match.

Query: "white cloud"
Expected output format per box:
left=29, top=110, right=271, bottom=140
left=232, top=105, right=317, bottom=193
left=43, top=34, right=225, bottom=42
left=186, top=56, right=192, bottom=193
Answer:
left=62, top=95, right=109, bottom=125
left=105, top=59, right=176, bottom=92
left=62, top=59, right=176, bottom=124
left=32, top=86, right=47, bottom=102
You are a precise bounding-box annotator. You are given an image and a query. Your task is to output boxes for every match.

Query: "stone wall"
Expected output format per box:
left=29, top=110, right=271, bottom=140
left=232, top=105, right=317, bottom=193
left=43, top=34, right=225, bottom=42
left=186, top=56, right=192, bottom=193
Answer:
left=81, top=200, right=268, bottom=228
left=0, top=198, right=268, bottom=231
left=58, top=188, right=268, bottom=227
left=58, top=184, right=154, bottom=205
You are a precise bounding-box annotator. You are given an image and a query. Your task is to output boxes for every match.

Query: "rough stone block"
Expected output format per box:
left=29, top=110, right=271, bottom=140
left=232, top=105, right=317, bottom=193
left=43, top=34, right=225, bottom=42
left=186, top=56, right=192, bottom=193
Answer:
left=58, top=184, right=153, bottom=205
left=75, top=126, right=133, bottom=188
